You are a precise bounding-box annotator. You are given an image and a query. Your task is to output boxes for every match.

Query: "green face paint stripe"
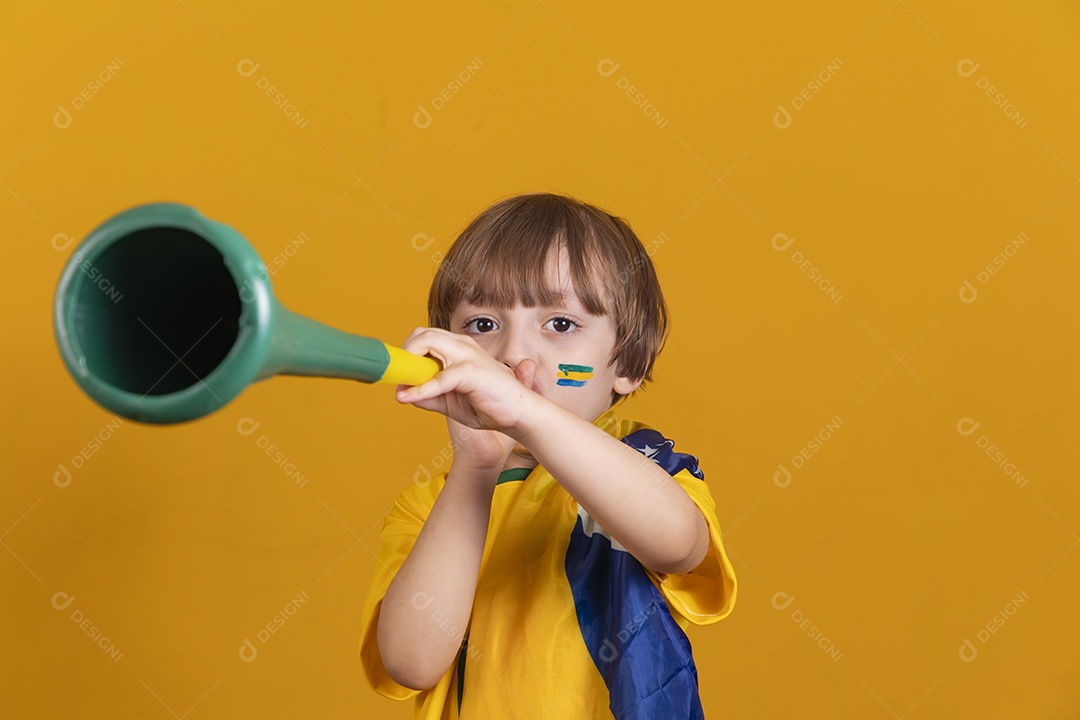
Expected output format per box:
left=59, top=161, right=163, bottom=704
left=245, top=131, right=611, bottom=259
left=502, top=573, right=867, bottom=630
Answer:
left=558, top=364, right=593, bottom=375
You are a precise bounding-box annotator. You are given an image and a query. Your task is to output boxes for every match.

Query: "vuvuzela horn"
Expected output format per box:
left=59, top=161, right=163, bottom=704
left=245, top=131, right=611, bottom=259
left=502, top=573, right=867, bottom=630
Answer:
left=53, top=202, right=439, bottom=424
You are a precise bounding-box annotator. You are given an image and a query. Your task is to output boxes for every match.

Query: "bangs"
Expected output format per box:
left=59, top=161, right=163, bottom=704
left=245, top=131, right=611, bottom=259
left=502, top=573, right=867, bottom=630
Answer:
left=431, top=195, right=615, bottom=320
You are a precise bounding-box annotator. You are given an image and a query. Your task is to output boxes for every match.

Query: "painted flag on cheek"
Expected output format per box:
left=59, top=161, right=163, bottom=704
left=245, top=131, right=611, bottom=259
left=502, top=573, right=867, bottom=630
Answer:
left=557, top=364, right=594, bottom=387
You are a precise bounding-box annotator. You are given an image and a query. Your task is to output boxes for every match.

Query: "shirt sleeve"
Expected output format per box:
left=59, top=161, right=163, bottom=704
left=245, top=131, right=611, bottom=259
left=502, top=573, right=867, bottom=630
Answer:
left=357, top=474, right=446, bottom=700
left=651, top=467, right=738, bottom=626
left=616, top=424, right=737, bottom=626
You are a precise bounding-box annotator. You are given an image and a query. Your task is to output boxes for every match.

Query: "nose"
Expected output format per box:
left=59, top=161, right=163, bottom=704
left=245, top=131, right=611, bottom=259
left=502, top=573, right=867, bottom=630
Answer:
left=491, top=326, right=534, bottom=370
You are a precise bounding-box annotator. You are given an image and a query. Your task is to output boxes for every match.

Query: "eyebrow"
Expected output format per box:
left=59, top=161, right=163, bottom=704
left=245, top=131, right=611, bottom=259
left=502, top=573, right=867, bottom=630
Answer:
left=457, top=292, right=593, bottom=315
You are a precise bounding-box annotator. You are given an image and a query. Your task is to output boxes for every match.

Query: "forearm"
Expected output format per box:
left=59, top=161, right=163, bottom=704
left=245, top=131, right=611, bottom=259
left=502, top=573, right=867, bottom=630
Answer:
left=377, top=464, right=496, bottom=689
left=516, top=401, right=709, bottom=575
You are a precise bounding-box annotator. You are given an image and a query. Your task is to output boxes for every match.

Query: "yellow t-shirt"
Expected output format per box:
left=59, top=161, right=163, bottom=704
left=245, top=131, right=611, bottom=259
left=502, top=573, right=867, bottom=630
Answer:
left=358, top=410, right=737, bottom=719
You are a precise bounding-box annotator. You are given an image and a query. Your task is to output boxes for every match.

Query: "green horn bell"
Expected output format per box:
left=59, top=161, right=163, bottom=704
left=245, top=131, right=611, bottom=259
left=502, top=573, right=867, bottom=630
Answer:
left=53, top=203, right=438, bottom=424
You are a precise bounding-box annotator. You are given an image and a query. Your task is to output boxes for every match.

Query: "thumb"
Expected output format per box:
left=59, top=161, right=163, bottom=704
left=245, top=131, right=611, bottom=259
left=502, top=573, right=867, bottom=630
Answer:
left=512, top=358, right=538, bottom=391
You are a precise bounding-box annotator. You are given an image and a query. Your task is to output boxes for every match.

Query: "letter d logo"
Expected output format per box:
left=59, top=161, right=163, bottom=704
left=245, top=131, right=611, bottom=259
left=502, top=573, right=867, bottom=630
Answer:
left=411, top=233, right=435, bottom=252
left=237, top=417, right=261, bottom=437
left=956, top=417, right=981, bottom=436
left=54, top=464, right=72, bottom=488
left=959, top=279, right=978, bottom=304
left=413, top=105, right=432, bottom=130
left=53, top=105, right=72, bottom=129
left=773, top=463, right=792, bottom=488
left=51, top=233, right=74, bottom=251
left=52, top=591, right=75, bottom=611
left=413, top=464, right=432, bottom=488
left=771, top=591, right=795, bottom=611
left=238, top=280, right=259, bottom=305
left=236, top=58, right=261, bottom=78
left=239, top=638, right=258, bottom=662
left=773, top=104, right=792, bottom=129
left=958, top=638, right=978, bottom=662
left=956, top=59, right=981, bottom=78
left=771, top=233, right=795, bottom=252
left=598, top=638, right=619, bottom=662
left=596, top=58, right=621, bottom=78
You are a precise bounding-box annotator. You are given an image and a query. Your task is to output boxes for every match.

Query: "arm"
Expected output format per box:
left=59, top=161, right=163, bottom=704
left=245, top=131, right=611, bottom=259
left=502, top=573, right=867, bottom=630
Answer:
left=377, top=357, right=536, bottom=690
left=376, top=455, right=497, bottom=691
left=396, top=328, right=709, bottom=577
left=514, top=399, right=709, bottom=575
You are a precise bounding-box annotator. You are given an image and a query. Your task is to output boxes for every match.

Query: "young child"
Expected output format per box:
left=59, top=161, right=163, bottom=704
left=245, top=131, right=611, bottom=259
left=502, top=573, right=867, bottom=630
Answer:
left=359, top=193, right=737, bottom=719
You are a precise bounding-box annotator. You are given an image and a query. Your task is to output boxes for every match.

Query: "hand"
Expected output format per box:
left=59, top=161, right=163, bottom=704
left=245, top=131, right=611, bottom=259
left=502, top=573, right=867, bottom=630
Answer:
left=395, top=328, right=540, bottom=457
left=442, top=417, right=516, bottom=475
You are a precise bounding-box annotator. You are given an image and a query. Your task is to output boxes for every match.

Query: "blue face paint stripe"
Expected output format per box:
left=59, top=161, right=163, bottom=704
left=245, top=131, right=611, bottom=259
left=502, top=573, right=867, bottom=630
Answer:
left=557, top=363, right=593, bottom=387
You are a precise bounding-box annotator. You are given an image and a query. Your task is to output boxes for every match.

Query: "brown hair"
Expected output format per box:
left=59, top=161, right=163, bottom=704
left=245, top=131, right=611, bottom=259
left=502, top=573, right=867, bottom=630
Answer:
left=428, top=193, right=668, bottom=391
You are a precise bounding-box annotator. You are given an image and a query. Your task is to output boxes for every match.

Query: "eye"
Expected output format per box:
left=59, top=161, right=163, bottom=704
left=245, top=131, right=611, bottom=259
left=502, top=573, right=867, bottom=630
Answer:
left=545, top=317, right=578, bottom=333
left=464, top=317, right=498, bottom=334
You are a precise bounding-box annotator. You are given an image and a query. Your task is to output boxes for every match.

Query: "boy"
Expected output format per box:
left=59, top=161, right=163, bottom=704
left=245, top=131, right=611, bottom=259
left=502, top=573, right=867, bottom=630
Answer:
left=359, top=193, right=736, bottom=719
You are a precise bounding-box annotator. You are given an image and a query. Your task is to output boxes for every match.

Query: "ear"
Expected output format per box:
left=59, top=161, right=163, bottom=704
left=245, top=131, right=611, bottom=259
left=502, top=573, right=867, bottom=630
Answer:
left=613, top=375, right=643, bottom=396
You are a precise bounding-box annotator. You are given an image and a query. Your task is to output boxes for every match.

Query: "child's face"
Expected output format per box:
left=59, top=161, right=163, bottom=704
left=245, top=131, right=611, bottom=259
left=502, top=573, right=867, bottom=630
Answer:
left=448, top=248, right=641, bottom=425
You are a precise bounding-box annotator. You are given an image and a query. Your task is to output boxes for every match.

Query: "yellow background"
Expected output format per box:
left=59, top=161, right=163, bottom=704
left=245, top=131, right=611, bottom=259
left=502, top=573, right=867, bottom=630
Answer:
left=3, top=2, right=1078, bottom=717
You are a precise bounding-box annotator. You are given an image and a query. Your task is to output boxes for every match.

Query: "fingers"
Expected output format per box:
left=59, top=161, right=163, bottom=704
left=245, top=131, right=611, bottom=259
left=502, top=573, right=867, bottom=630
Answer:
left=395, top=369, right=452, bottom=404
left=400, top=326, right=426, bottom=346
left=400, top=327, right=481, bottom=369
left=396, top=331, right=464, bottom=405
left=401, top=394, right=448, bottom=415
left=396, top=362, right=478, bottom=406
left=400, top=327, right=448, bottom=370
